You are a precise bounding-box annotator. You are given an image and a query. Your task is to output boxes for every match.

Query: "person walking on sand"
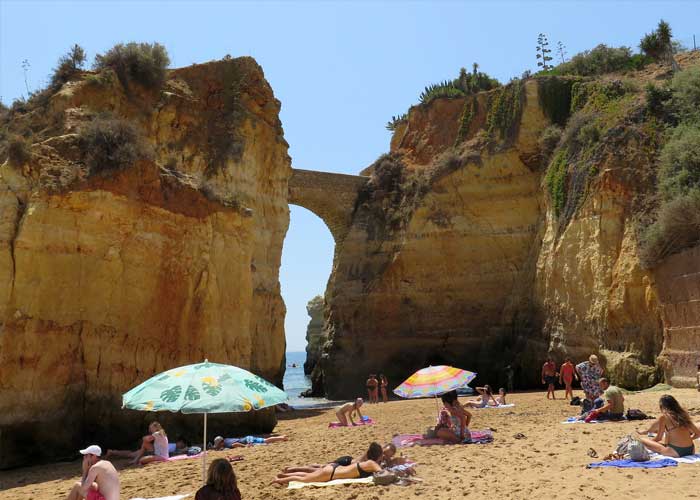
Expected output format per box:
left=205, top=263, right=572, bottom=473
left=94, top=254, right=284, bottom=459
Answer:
left=559, top=358, right=577, bottom=400
left=379, top=374, right=389, bottom=403
left=65, top=445, right=120, bottom=500
left=335, top=398, right=365, bottom=426
left=366, top=375, right=379, bottom=404
left=541, top=357, right=558, bottom=400
left=575, top=355, right=604, bottom=402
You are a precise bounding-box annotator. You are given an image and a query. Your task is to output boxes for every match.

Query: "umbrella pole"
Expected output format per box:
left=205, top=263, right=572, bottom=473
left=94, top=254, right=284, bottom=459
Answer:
left=202, top=412, right=208, bottom=484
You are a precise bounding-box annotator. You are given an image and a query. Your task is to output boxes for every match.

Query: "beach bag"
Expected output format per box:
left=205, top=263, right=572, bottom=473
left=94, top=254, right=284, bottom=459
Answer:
left=581, top=398, right=593, bottom=415
left=628, top=437, right=650, bottom=462
left=373, top=470, right=398, bottom=486
left=616, top=435, right=633, bottom=456
left=626, top=409, right=648, bottom=420
left=187, top=446, right=202, bottom=456
left=570, top=396, right=582, bottom=406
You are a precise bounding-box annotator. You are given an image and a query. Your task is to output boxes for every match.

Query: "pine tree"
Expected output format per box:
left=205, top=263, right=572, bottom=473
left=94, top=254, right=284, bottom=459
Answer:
left=536, top=33, right=554, bottom=71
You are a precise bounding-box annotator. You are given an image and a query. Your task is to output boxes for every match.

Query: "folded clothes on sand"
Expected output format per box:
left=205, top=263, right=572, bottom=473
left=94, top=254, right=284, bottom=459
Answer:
left=392, top=430, right=493, bottom=448
left=587, top=458, right=678, bottom=469
left=329, top=417, right=375, bottom=428
left=287, top=477, right=375, bottom=489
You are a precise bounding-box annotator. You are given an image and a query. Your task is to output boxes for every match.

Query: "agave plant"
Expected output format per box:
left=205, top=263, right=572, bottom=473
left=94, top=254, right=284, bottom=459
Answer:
left=386, top=113, right=408, bottom=132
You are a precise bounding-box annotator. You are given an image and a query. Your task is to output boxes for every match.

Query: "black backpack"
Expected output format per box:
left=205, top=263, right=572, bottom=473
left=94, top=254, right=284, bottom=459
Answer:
left=570, top=396, right=581, bottom=406
left=626, top=409, right=649, bottom=420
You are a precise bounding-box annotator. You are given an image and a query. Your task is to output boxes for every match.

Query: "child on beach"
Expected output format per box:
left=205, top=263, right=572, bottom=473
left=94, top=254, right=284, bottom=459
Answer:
left=559, top=358, right=577, bottom=400
left=335, top=398, right=365, bottom=426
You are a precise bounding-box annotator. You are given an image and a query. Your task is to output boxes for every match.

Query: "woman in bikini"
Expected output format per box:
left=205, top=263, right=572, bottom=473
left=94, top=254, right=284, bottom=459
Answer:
left=638, top=395, right=699, bottom=458
left=379, top=374, right=389, bottom=403
left=435, top=390, right=472, bottom=443
left=273, top=442, right=383, bottom=484
left=488, top=388, right=507, bottom=406
left=464, top=385, right=498, bottom=408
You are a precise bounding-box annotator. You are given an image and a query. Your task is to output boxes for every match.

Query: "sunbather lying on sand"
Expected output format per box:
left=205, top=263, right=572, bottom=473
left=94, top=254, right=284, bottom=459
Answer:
left=334, top=398, right=364, bottom=426
left=280, top=442, right=404, bottom=476
left=212, top=435, right=288, bottom=450
left=273, top=442, right=383, bottom=485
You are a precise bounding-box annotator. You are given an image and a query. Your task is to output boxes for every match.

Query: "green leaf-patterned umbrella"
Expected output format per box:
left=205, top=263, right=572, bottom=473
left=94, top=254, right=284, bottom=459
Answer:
left=122, top=360, right=288, bottom=481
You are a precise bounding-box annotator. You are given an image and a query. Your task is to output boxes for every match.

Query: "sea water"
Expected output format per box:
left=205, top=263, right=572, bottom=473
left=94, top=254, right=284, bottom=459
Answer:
left=282, top=351, right=336, bottom=408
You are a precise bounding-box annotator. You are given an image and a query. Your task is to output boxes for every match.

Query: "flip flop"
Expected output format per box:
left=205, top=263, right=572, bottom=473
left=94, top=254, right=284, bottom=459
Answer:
left=587, top=448, right=598, bottom=458
left=513, top=433, right=526, bottom=440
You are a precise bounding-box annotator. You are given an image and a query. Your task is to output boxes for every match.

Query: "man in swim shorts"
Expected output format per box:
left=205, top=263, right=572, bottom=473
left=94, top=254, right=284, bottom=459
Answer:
left=541, top=357, right=558, bottom=400
left=65, top=445, right=120, bottom=500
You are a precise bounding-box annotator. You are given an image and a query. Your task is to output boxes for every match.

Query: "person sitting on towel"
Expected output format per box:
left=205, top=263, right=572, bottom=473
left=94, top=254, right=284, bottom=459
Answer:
left=273, top=442, right=383, bottom=485
left=637, top=395, right=699, bottom=458
left=435, top=390, right=472, bottom=443
left=464, top=385, right=498, bottom=408
left=587, top=378, right=624, bottom=421
left=488, top=388, right=507, bottom=406
left=212, top=435, right=288, bottom=450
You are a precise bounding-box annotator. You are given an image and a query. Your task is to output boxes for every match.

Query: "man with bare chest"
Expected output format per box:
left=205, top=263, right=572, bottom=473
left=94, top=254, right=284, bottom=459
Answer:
left=65, top=445, right=120, bottom=500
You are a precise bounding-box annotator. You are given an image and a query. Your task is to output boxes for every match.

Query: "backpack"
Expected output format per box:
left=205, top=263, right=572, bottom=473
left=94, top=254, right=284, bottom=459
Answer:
left=373, top=470, right=398, bottom=486
left=626, top=409, right=649, bottom=420
left=570, top=396, right=582, bottom=406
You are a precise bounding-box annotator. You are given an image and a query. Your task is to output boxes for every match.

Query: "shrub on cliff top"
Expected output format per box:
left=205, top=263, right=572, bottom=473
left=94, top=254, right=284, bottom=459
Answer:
left=486, top=78, right=525, bottom=143
left=50, top=44, right=86, bottom=89
left=549, top=44, right=649, bottom=77
left=670, top=66, right=700, bottom=123
left=658, top=124, right=700, bottom=201
left=78, top=115, right=151, bottom=173
left=93, top=42, right=170, bottom=90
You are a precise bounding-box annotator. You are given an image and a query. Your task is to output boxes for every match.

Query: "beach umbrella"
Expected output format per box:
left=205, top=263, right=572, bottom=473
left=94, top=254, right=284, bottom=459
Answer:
left=122, top=359, right=288, bottom=482
left=394, top=365, right=476, bottom=414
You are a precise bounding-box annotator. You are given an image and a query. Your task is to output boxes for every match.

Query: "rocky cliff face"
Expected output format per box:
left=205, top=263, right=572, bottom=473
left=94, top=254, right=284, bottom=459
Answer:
left=303, top=295, right=325, bottom=374
left=317, top=75, right=670, bottom=398
left=655, top=245, right=700, bottom=387
left=0, top=57, right=291, bottom=468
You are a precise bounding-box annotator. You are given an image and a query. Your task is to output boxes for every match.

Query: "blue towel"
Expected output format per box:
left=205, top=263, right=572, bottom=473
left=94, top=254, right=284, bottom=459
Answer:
left=587, top=458, right=678, bottom=469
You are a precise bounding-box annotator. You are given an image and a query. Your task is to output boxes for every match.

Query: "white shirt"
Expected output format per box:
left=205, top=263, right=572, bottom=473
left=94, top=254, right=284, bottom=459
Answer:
left=153, top=431, right=169, bottom=458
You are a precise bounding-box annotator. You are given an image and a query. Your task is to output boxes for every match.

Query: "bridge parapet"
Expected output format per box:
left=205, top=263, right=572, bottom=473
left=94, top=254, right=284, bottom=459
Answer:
left=288, top=169, right=369, bottom=243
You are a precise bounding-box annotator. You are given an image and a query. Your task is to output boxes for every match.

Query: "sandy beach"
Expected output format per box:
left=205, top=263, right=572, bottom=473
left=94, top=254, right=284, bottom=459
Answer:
left=1, top=388, right=699, bottom=500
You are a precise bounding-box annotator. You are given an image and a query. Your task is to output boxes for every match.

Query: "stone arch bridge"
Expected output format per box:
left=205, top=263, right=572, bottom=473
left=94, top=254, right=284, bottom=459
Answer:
left=288, top=168, right=369, bottom=243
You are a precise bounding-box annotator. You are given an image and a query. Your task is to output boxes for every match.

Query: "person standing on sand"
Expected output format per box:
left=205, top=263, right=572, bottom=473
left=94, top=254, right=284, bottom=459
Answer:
left=541, top=357, right=558, bottom=400
left=559, top=358, right=577, bottom=400
left=575, top=355, right=604, bottom=402
left=366, top=374, right=379, bottom=403
left=65, top=445, right=120, bottom=500
left=379, top=374, right=388, bottom=403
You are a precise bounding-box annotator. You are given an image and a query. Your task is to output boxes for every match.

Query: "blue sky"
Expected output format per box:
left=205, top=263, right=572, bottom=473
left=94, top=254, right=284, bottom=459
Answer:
left=1, top=1, right=698, bottom=351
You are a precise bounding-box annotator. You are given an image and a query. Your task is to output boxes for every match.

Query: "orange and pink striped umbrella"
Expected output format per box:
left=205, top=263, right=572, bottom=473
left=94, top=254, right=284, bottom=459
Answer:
left=393, top=365, right=476, bottom=398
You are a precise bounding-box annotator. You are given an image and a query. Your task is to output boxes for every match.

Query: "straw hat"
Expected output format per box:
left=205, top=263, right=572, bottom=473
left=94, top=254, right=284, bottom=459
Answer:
left=589, top=354, right=599, bottom=365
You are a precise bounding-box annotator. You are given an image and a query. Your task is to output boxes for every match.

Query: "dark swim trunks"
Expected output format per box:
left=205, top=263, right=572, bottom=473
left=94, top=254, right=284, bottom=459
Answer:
left=544, top=375, right=556, bottom=385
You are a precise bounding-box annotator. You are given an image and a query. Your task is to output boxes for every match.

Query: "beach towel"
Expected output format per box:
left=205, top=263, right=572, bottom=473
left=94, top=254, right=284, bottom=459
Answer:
left=587, top=458, right=678, bottom=469
left=287, top=477, right=375, bottom=489
left=392, top=430, right=493, bottom=448
left=561, top=417, right=627, bottom=424
left=329, top=417, right=375, bottom=428
left=166, top=453, right=204, bottom=461
left=130, top=495, right=190, bottom=500
left=474, top=404, right=515, bottom=409
left=651, top=452, right=700, bottom=464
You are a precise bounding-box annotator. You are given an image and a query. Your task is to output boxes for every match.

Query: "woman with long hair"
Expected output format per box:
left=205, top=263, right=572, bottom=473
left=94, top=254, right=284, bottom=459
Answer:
left=435, top=390, right=472, bottom=443
left=273, top=442, right=383, bottom=485
left=638, top=395, right=699, bottom=458
left=105, top=420, right=169, bottom=465
left=196, top=458, right=242, bottom=500
left=379, top=374, right=389, bottom=403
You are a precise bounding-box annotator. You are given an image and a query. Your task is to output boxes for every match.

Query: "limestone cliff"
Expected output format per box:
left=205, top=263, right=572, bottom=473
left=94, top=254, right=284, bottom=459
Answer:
left=303, top=295, right=325, bottom=374
left=316, top=66, right=688, bottom=397
left=0, top=57, right=291, bottom=468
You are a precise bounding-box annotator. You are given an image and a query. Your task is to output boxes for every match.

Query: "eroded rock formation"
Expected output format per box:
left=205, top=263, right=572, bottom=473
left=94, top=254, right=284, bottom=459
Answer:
left=303, top=295, right=325, bottom=374
left=0, top=57, right=290, bottom=468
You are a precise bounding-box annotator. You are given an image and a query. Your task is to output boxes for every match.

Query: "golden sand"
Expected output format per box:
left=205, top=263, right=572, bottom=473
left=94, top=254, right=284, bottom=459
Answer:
left=2, top=389, right=699, bottom=500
